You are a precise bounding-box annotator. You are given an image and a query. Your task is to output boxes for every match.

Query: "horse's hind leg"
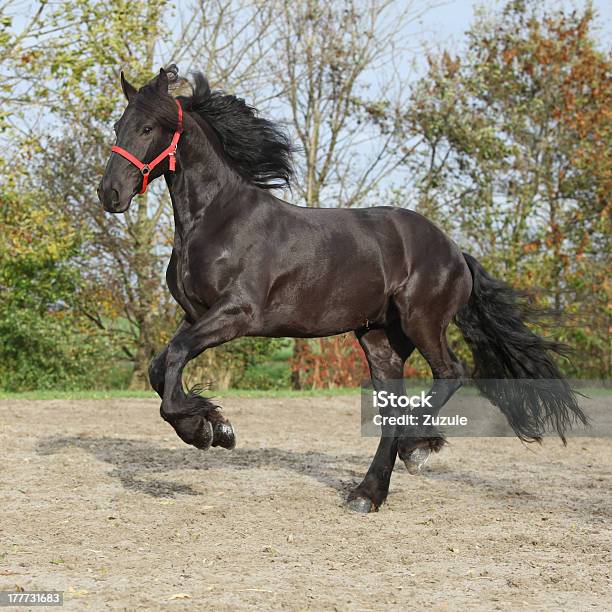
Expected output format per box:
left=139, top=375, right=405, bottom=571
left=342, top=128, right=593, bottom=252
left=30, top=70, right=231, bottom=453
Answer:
left=346, top=323, right=414, bottom=513
left=394, top=300, right=465, bottom=471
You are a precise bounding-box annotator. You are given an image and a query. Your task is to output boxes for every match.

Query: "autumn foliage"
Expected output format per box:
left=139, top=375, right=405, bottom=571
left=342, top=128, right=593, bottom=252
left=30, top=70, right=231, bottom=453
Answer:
left=405, top=0, right=611, bottom=380
left=290, top=334, right=425, bottom=389
left=0, top=0, right=609, bottom=390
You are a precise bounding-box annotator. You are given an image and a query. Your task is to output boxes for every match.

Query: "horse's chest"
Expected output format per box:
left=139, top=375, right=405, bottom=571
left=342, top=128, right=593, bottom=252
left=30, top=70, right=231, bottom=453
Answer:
left=166, top=243, right=206, bottom=318
left=172, top=242, right=230, bottom=313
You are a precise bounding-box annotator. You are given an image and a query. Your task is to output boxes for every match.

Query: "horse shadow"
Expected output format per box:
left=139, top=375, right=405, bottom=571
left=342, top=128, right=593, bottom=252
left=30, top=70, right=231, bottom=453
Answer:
left=35, top=435, right=608, bottom=521
left=35, top=435, right=369, bottom=499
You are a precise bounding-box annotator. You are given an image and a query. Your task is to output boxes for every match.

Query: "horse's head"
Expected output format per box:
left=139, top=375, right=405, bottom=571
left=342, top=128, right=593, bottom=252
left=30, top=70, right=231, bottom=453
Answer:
left=97, top=67, right=182, bottom=213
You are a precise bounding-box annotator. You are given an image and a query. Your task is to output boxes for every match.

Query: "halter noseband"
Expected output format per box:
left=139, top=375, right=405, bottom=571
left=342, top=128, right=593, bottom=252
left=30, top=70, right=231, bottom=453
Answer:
left=111, top=99, right=183, bottom=194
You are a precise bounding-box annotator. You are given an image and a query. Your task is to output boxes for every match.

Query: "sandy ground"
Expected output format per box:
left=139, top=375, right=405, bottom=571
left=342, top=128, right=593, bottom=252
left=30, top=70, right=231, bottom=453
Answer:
left=0, top=395, right=610, bottom=610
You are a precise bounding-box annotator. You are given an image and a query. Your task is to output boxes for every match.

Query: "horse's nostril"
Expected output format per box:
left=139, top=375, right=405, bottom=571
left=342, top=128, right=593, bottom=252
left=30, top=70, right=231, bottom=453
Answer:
left=98, top=184, right=121, bottom=209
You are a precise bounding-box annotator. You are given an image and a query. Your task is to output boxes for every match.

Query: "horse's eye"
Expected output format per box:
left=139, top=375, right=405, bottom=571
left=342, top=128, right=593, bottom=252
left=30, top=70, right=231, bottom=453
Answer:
left=143, top=126, right=153, bottom=135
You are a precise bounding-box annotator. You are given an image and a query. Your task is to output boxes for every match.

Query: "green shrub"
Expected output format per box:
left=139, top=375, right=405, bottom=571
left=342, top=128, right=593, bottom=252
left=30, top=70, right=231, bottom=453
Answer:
left=239, top=361, right=291, bottom=390
left=184, top=337, right=289, bottom=391
left=0, top=186, right=121, bottom=391
left=0, top=309, right=118, bottom=391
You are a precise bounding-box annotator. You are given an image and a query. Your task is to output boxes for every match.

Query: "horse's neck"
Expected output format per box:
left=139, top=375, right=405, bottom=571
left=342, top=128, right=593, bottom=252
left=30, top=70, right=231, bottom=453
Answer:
left=165, top=117, right=238, bottom=243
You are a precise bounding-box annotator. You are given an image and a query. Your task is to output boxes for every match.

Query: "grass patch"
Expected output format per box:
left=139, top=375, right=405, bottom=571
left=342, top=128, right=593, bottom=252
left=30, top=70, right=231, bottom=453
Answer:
left=0, top=387, right=361, bottom=401
left=0, top=385, right=608, bottom=401
left=0, top=389, right=158, bottom=401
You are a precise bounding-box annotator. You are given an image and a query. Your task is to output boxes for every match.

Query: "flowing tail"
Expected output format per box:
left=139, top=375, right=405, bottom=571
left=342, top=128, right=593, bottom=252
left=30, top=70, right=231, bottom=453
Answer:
left=454, top=253, right=588, bottom=443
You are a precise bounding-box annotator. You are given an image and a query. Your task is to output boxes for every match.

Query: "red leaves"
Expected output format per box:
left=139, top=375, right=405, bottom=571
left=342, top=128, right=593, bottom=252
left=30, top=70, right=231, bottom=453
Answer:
left=290, top=334, right=369, bottom=389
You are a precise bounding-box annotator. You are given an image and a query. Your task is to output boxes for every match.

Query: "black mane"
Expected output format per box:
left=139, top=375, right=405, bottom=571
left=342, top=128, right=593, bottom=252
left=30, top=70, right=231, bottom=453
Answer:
left=135, top=68, right=294, bottom=190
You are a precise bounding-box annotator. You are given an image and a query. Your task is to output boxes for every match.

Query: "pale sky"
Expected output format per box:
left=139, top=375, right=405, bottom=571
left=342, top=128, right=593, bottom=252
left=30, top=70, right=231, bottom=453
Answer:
left=420, top=0, right=611, bottom=45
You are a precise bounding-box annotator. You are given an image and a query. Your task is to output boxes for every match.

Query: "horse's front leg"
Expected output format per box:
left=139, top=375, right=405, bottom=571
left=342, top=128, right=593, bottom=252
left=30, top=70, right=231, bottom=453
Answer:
left=161, top=298, right=253, bottom=451
left=148, top=316, right=192, bottom=398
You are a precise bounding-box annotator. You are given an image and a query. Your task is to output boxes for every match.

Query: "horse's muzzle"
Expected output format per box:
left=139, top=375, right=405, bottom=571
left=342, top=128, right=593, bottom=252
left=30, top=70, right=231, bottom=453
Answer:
left=97, top=182, right=131, bottom=214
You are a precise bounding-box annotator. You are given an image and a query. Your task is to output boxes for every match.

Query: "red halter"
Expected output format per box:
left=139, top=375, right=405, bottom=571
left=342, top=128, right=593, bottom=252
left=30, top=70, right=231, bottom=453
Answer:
left=111, top=99, right=183, bottom=194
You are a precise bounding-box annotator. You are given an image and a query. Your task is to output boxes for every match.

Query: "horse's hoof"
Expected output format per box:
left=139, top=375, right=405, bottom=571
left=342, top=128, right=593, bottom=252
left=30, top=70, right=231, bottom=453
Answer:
left=345, top=496, right=376, bottom=514
left=403, top=447, right=431, bottom=474
left=192, top=418, right=214, bottom=450
left=212, top=421, right=236, bottom=450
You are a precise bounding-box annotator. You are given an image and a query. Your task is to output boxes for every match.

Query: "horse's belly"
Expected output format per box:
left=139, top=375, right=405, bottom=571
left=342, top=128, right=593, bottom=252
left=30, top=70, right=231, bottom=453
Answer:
left=261, top=278, right=388, bottom=337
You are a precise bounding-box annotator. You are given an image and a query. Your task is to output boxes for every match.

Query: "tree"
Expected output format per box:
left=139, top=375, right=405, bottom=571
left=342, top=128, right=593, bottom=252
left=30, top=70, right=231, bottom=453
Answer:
left=404, top=0, right=611, bottom=378
left=270, top=0, right=430, bottom=209
left=5, top=0, right=277, bottom=388
left=0, top=174, right=118, bottom=390
left=0, top=1, right=48, bottom=130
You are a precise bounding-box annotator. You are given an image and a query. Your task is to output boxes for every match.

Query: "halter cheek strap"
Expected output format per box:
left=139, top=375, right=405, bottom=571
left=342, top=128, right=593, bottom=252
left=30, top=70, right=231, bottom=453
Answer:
left=111, top=99, right=183, bottom=194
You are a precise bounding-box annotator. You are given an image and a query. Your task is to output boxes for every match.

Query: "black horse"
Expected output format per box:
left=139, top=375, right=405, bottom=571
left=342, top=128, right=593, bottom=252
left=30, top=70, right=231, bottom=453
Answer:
left=98, top=67, right=586, bottom=513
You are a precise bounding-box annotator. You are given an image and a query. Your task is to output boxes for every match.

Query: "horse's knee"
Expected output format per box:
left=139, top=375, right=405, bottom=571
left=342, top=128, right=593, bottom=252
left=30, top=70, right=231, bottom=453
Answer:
left=148, top=361, right=162, bottom=389
left=148, top=353, right=166, bottom=396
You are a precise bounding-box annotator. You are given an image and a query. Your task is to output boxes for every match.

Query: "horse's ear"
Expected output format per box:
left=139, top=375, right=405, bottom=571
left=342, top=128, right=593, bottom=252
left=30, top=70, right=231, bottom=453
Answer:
left=155, top=68, right=169, bottom=93
left=120, top=71, right=137, bottom=102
